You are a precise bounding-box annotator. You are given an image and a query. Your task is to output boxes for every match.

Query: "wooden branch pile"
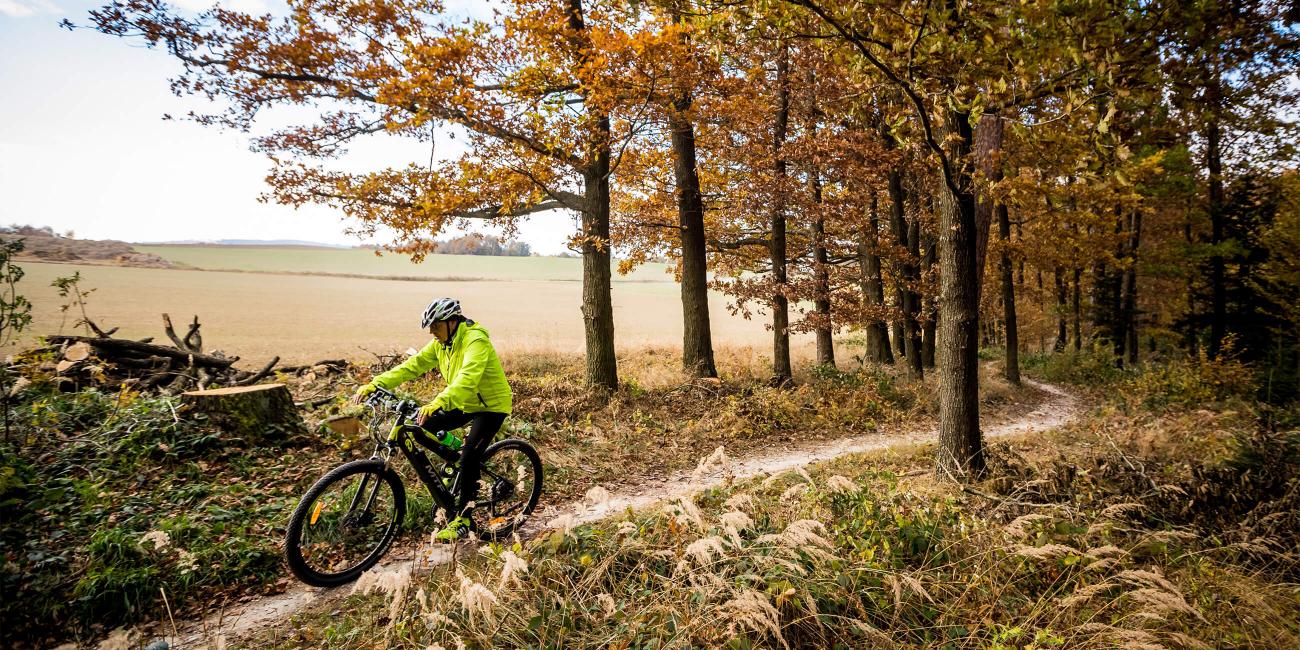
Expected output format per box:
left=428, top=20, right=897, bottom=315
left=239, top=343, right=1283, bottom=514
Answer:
left=37, top=314, right=349, bottom=393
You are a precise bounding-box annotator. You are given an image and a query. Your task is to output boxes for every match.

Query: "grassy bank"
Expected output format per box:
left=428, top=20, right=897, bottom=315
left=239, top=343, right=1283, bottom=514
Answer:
left=257, top=354, right=1299, bottom=649
left=0, top=377, right=335, bottom=646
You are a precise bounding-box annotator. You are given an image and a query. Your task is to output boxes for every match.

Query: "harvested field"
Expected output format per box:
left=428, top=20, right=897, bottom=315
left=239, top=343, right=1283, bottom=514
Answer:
left=15, top=261, right=809, bottom=366
left=134, top=245, right=672, bottom=282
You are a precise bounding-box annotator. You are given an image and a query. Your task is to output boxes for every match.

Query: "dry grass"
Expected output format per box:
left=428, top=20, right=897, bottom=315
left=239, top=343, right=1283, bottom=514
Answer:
left=6, top=341, right=978, bottom=647
left=255, top=363, right=1300, bottom=650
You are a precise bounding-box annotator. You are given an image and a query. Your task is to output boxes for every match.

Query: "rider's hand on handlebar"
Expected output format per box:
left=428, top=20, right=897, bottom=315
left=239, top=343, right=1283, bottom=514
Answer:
left=417, top=403, right=443, bottom=424
left=351, top=382, right=378, bottom=405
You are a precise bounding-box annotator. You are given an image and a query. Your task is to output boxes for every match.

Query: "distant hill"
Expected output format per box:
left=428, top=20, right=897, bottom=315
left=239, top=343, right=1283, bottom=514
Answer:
left=142, top=238, right=352, bottom=248
left=147, top=236, right=533, bottom=255
left=3, top=225, right=173, bottom=268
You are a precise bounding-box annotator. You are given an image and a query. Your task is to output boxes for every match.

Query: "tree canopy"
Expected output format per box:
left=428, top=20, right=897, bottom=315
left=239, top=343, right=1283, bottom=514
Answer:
left=83, top=0, right=1300, bottom=478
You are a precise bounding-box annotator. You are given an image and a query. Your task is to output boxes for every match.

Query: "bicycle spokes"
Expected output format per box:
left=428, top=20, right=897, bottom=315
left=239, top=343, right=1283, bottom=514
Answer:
left=296, top=471, right=398, bottom=576
left=473, top=446, right=538, bottom=536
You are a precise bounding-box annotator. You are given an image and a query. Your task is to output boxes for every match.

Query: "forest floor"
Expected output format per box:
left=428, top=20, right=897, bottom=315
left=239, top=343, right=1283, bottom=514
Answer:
left=2, top=347, right=1028, bottom=648
left=9, top=349, right=1296, bottom=649
left=241, top=352, right=1299, bottom=649
left=169, top=380, right=1073, bottom=648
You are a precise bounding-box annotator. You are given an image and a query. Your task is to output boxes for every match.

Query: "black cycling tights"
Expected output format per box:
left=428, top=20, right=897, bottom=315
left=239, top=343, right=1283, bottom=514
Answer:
left=417, top=409, right=508, bottom=514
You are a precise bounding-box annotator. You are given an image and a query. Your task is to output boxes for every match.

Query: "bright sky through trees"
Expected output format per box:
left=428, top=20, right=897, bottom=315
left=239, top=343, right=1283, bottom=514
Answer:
left=0, top=0, right=579, bottom=253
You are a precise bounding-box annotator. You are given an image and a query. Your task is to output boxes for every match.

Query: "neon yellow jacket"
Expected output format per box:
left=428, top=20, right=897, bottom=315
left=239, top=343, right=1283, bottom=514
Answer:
left=372, top=321, right=512, bottom=414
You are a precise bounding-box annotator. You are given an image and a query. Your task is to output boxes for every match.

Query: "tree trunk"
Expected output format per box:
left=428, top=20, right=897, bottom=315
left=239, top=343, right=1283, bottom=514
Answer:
left=882, top=124, right=921, bottom=376
left=1123, top=210, right=1142, bottom=366
left=999, top=203, right=1020, bottom=384
left=804, top=67, right=834, bottom=368
left=668, top=82, right=717, bottom=379
left=568, top=0, right=618, bottom=391
left=887, top=162, right=922, bottom=379
left=972, top=116, right=1002, bottom=300
left=1054, top=267, right=1068, bottom=352
left=769, top=41, right=792, bottom=384
left=905, top=215, right=924, bottom=375
left=935, top=109, right=985, bottom=482
left=1091, top=257, right=1109, bottom=334
left=581, top=143, right=618, bottom=391
left=1015, top=222, right=1025, bottom=286
left=860, top=191, right=894, bottom=364
left=1109, top=210, right=1126, bottom=363
left=891, top=297, right=906, bottom=360
left=180, top=384, right=305, bottom=442
left=811, top=196, right=835, bottom=367
left=923, top=318, right=937, bottom=368
left=976, top=116, right=1017, bottom=384
left=1206, top=71, right=1227, bottom=359
left=1072, top=267, right=1082, bottom=351
left=922, top=237, right=937, bottom=369
left=1038, top=269, right=1047, bottom=352
left=1183, top=216, right=1199, bottom=353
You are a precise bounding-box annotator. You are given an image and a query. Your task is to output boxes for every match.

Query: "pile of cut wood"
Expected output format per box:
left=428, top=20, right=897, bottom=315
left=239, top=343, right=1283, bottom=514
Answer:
left=33, top=314, right=349, bottom=393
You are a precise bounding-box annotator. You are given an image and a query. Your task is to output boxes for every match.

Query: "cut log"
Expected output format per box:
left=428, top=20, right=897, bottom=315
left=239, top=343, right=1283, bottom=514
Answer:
left=180, top=383, right=305, bottom=443
left=47, top=335, right=237, bottom=368
left=110, top=355, right=171, bottom=370
left=63, top=342, right=93, bottom=362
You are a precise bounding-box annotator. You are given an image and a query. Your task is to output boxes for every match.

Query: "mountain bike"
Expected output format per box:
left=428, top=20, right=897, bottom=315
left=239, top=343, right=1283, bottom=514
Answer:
left=284, top=386, right=543, bottom=587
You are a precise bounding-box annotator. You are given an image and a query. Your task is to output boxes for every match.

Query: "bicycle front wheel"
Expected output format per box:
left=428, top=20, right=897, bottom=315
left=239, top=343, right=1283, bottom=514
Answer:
left=285, top=459, right=406, bottom=587
left=470, top=438, right=544, bottom=541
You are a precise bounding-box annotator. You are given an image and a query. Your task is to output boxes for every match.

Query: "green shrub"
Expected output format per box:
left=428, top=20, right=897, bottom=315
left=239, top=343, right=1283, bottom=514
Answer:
left=809, top=363, right=865, bottom=388
left=74, top=527, right=164, bottom=624
left=1021, top=344, right=1128, bottom=386
left=1, top=384, right=323, bottom=644
left=1122, top=353, right=1257, bottom=412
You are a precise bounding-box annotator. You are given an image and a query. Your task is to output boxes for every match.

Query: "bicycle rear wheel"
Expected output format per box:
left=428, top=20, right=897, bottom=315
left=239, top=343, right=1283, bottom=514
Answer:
left=285, top=459, right=406, bottom=587
left=470, top=438, right=543, bottom=541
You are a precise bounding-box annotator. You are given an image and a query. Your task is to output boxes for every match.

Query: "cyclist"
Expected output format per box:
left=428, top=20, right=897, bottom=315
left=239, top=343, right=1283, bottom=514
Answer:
left=353, top=297, right=512, bottom=541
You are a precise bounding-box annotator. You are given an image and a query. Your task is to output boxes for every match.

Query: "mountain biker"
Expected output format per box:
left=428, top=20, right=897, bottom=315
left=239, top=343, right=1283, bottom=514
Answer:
left=352, top=297, right=513, bottom=541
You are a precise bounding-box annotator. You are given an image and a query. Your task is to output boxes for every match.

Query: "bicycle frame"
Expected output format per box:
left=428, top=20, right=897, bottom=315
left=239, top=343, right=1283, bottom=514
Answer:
left=364, top=387, right=464, bottom=519
left=356, top=385, right=527, bottom=532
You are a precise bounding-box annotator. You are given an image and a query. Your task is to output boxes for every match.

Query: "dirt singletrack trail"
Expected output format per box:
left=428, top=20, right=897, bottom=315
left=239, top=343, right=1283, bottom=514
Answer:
left=173, top=379, right=1080, bottom=648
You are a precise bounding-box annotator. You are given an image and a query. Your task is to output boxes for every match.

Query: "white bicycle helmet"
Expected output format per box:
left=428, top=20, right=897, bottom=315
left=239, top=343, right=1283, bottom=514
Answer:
left=421, top=297, right=462, bottom=328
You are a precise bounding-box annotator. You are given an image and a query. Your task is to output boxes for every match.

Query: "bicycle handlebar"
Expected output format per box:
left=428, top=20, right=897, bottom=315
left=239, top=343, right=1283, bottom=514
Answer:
left=362, top=385, right=419, bottom=418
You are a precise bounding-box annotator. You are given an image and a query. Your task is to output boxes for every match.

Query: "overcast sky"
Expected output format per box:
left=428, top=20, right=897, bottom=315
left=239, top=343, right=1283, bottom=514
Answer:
left=0, top=0, right=578, bottom=254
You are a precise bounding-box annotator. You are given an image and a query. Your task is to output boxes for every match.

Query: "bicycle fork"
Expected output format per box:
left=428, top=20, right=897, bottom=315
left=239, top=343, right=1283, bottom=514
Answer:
left=343, top=472, right=385, bottom=525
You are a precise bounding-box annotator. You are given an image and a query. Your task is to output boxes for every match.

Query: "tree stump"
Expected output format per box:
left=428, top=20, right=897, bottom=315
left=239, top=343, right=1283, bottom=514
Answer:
left=181, top=383, right=305, bottom=443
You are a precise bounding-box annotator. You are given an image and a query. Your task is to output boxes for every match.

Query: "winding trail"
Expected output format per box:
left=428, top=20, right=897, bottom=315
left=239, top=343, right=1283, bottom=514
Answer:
left=174, top=379, right=1079, bottom=647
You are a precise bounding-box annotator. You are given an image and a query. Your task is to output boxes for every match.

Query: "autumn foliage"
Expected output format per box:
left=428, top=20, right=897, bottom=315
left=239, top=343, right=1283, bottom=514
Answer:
left=81, top=0, right=1299, bottom=478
